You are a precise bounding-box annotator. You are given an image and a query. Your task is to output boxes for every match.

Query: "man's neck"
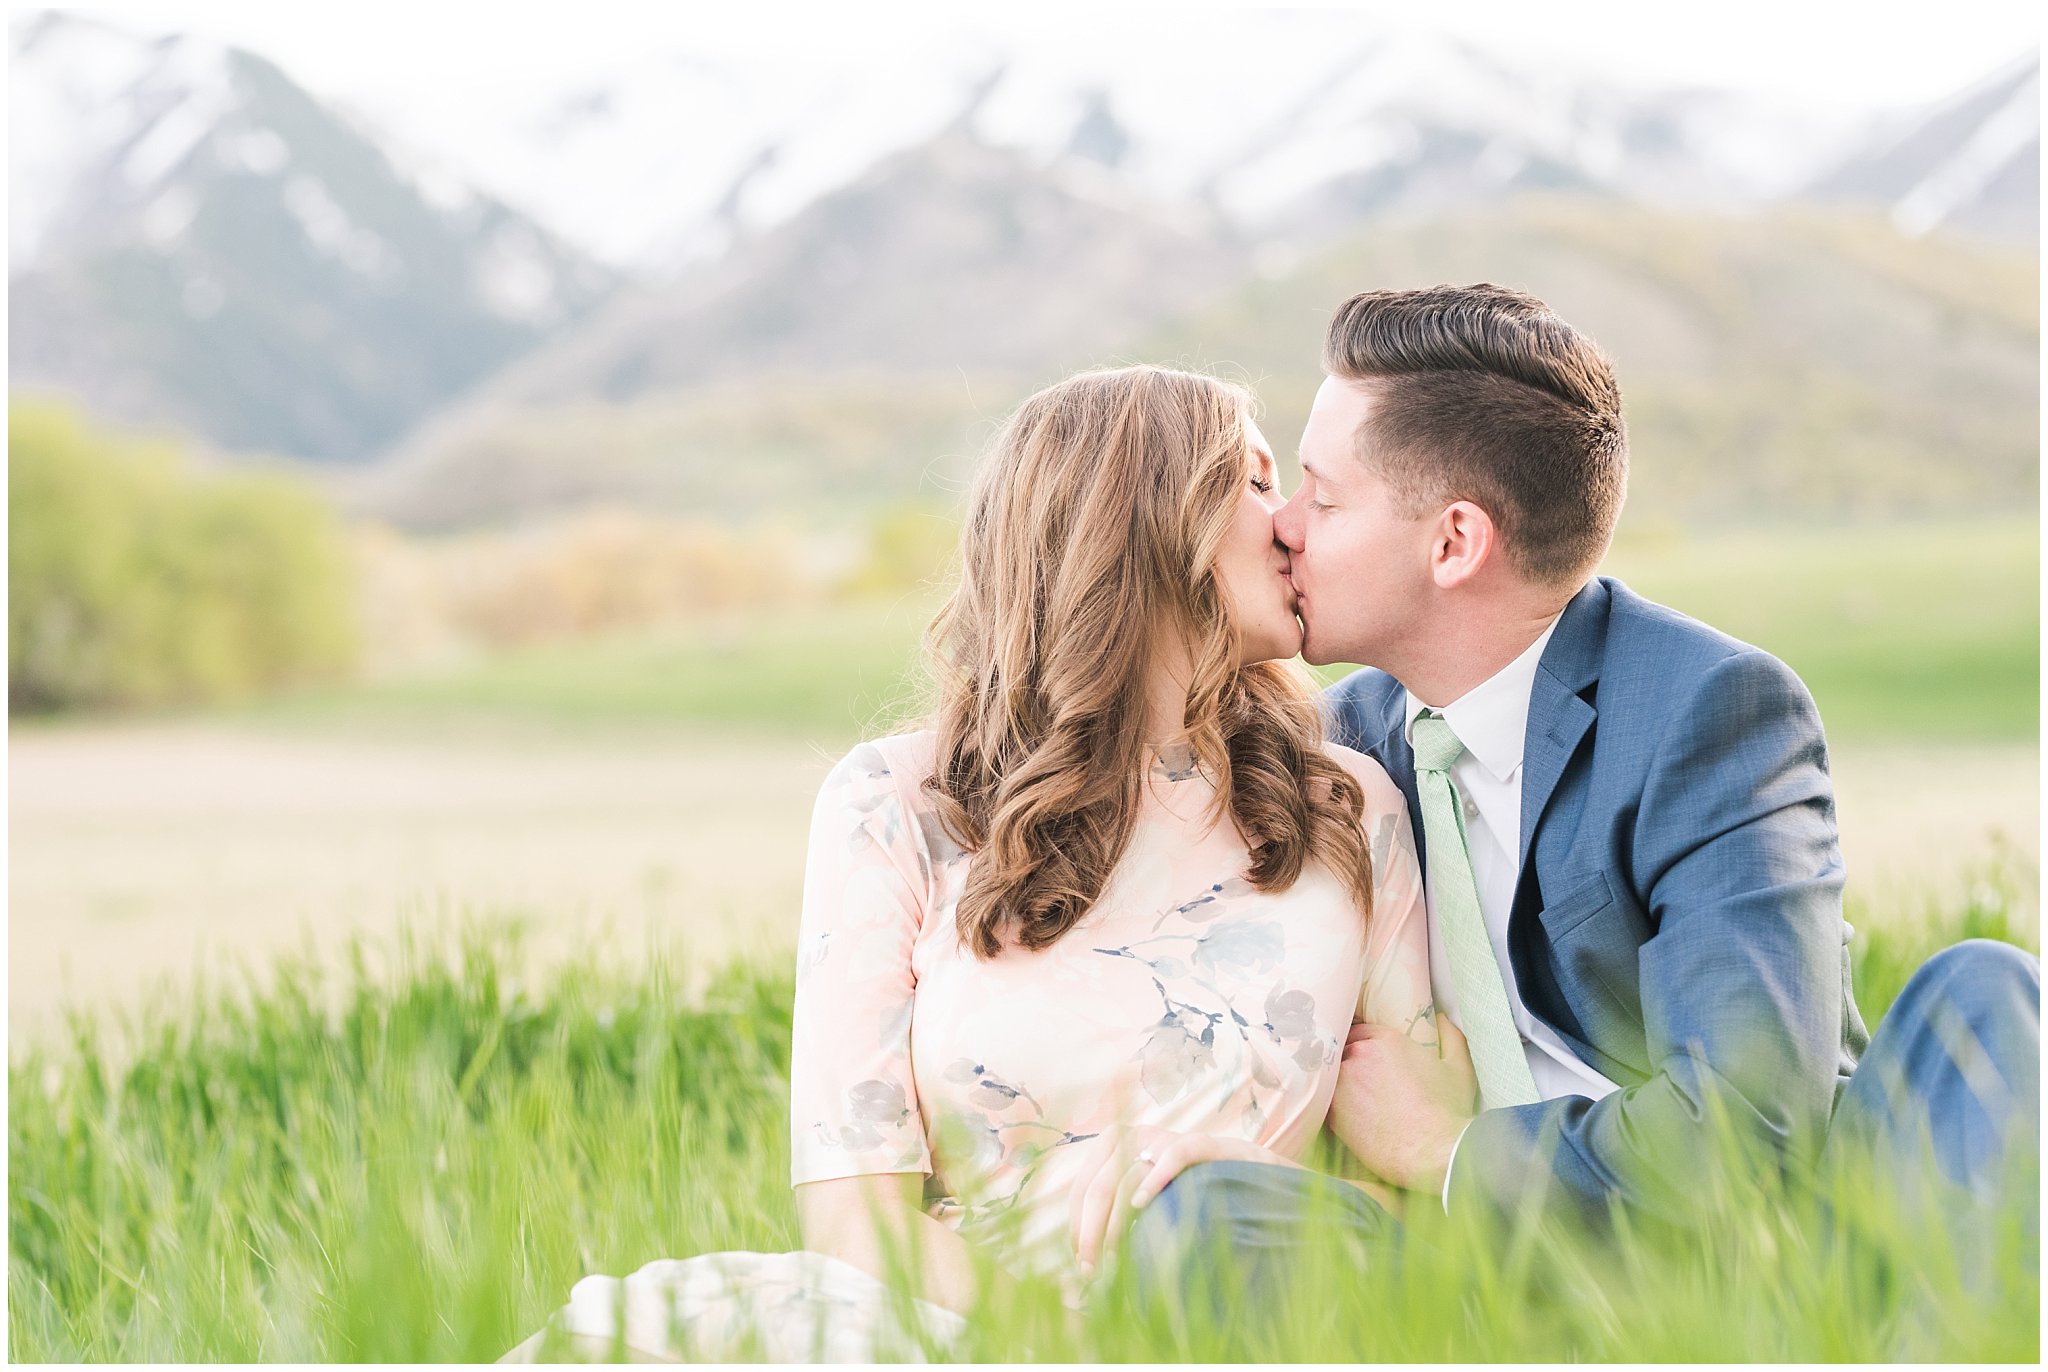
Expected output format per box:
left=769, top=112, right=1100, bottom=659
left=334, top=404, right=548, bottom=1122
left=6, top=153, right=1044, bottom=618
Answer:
left=1400, top=599, right=1571, bottom=710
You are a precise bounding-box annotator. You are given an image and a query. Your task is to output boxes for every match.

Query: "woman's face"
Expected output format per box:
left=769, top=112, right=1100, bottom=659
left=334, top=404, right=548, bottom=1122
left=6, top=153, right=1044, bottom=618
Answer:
left=1214, top=419, right=1303, bottom=665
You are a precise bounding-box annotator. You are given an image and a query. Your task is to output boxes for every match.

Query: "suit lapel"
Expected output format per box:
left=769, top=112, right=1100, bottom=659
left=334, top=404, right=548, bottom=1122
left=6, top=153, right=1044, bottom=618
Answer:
left=1371, top=711, right=1425, bottom=881
left=1504, top=580, right=1614, bottom=1068
left=1519, top=667, right=1595, bottom=860
left=1517, top=578, right=1610, bottom=868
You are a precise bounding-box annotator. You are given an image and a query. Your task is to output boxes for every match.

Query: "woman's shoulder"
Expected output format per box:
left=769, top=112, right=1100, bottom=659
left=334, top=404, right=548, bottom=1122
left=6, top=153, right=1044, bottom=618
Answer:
left=820, top=730, right=940, bottom=809
left=1316, top=739, right=1407, bottom=819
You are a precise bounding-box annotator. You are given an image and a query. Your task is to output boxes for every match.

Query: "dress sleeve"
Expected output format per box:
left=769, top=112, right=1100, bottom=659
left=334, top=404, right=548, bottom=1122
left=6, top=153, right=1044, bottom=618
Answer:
left=788, top=742, right=934, bottom=1187
left=1354, top=774, right=1438, bottom=1046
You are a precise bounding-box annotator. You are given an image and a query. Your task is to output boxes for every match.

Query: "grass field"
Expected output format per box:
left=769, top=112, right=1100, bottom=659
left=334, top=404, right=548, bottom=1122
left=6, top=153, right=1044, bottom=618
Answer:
left=225, top=519, right=2037, bottom=746
left=8, top=902, right=2037, bottom=1362
left=9, top=517, right=2037, bottom=1359
left=8, top=724, right=2034, bottom=1048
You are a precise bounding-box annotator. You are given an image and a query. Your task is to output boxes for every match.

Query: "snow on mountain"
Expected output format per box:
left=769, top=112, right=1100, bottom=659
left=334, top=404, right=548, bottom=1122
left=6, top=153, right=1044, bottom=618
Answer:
left=1189, top=31, right=1879, bottom=234
left=1806, top=52, right=2038, bottom=240
left=12, top=5, right=2031, bottom=480
left=1211, top=33, right=1583, bottom=204
left=414, top=23, right=1877, bottom=273
left=9, top=10, right=236, bottom=270
left=340, top=40, right=1004, bottom=272
left=8, top=9, right=617, bottom=461
left=1605, top=85, right=1868, bottom=206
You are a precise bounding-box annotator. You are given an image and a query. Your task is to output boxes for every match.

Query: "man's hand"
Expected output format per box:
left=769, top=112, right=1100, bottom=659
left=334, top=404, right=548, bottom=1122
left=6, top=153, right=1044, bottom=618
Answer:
left=1067, top=1125, right=1300, bottom=1277
left=1328, top=1016, right=1479, bottom=1195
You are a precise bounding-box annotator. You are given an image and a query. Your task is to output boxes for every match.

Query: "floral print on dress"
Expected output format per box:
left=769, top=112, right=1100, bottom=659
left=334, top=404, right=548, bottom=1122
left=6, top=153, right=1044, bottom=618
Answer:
left=514, top=730, right=1437, bottom=1363
left=788, top=730, right=1435, bottom=1282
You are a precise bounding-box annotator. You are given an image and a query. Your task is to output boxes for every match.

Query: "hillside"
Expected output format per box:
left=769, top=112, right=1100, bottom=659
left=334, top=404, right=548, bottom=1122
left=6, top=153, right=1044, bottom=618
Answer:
left=352, top=195, right=2037, bottom=531
left=355, top=133, right=1245, bottom=528
left=1139, top=198, right=2039, bottom=524
left=13, top=10, right=2034, bottom=494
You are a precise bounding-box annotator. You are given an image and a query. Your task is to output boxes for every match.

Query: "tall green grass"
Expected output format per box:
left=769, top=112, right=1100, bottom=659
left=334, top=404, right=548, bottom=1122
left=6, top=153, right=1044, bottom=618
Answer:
left=10, top=876, right=2037, bottom=1361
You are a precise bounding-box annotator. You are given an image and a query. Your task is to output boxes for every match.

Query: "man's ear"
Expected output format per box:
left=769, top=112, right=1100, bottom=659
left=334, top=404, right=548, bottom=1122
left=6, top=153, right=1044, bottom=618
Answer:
left=1429, top=501, right=1496, bottom=589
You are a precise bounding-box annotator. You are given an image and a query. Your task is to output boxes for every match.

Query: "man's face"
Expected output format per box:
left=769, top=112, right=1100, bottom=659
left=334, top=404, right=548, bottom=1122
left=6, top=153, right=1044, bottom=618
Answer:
left=1273, top=376, right=1436, bottom=668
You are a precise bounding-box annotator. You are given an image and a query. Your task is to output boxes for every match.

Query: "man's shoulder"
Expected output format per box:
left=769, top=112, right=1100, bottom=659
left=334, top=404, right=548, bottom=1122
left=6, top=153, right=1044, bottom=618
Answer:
left=1592, top=577, right=1810, bottom=702
left=1322, top=664, right=1405, bottom=709
left=1319, top=665, right=1405, bottom=751
left=1313, top=578, right=1761, bottom=708
left=1575, top=578, right=1827, bottom=783
left=1314, top=575, right=1811, bottom=745
left=1596, top=577, right=1757, bottom=671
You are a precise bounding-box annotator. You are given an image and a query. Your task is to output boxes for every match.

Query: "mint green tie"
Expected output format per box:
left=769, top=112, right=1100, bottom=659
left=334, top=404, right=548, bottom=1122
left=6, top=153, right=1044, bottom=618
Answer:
left=1411, top=712, right=1541, bottom=1111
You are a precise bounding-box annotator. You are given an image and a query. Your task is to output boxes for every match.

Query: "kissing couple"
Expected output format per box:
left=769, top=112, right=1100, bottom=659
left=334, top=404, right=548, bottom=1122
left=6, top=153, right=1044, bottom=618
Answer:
left=505, top=284, right=2040, bottom=1361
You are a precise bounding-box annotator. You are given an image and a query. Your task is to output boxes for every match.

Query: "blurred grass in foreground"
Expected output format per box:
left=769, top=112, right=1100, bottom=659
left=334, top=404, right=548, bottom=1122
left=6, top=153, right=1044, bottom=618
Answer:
left=9, top=870, right=2037, bottom=1361
left=224, top=519, right=2035, bottom=747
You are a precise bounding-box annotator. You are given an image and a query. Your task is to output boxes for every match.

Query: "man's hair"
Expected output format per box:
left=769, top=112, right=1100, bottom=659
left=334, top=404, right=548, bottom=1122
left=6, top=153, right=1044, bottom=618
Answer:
left=1322, top=283, right=1627, bottom=584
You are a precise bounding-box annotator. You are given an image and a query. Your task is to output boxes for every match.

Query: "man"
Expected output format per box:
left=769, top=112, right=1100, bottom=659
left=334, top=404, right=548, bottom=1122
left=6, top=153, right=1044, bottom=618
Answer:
left=1133, top=284, right=2038, bottom=1268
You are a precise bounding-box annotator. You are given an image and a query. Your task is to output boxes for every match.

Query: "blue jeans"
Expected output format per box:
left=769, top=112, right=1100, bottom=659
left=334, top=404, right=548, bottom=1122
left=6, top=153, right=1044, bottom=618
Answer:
left=1823, top=939, right=2040, bottom=1197
left=1130, top=939, right=2040, bottom=1307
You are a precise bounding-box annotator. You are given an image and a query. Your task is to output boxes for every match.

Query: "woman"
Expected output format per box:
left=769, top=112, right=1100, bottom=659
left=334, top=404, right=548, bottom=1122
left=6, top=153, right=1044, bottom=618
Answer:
left=503, top=366, right=1439, bottom=1361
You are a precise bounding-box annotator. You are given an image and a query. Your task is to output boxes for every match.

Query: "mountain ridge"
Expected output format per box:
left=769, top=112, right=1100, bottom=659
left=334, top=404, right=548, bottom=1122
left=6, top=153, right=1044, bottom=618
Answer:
left=9, top=8, right=2037, bottom=490
left=351, top=196, right=2037, bottom=533
left=9, top=11, right=616, bottom=462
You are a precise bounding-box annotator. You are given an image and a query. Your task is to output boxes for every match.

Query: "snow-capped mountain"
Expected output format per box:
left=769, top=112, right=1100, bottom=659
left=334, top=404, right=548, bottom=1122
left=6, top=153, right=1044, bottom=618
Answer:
left=309, top=22, right=1880, bottom=274
left=1806, top=52, right=2038, bottom=240
left=362, top=129, right=1251, bottom=529
left=9, top=6, right=2034, bottom=481
left=397, top=42, right=1000, bottom=272
left=8, top=10, right=616, bottom=461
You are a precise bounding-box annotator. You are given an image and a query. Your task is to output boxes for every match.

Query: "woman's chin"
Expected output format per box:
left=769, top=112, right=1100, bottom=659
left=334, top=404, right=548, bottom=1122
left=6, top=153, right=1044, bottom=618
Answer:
left=1239, top=620, right=1306, bottom=666
left=1283, top=612, right=1306, bottom=659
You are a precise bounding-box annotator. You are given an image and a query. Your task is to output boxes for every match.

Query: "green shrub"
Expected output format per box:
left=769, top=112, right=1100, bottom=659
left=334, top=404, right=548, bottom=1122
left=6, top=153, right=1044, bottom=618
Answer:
left=9, top=400, right=359, bottom=713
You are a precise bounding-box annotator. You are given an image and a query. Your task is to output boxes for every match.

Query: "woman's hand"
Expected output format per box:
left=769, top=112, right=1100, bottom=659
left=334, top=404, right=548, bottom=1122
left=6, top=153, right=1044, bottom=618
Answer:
left=1067, top=1125, right=1301, bottom=1276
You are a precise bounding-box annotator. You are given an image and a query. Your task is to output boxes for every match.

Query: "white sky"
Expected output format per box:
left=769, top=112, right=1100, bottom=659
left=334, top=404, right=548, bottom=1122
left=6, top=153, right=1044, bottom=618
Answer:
left=26, top=0, right=2044, bottom=123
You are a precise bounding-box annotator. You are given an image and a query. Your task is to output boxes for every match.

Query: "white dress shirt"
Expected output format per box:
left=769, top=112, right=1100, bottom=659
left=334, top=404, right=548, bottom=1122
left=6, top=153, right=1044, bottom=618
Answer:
left=1403, top=615, right=1619, bottom=1207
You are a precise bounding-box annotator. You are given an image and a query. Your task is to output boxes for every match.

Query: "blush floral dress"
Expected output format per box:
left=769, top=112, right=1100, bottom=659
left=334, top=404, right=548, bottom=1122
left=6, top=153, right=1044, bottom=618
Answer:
left=508, top=730, right=1432, bottom=1361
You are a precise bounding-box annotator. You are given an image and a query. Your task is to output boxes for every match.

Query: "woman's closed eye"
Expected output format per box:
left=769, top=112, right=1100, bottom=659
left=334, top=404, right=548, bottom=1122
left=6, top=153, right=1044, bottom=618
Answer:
left=1250, top=477, right=1273, bottom=494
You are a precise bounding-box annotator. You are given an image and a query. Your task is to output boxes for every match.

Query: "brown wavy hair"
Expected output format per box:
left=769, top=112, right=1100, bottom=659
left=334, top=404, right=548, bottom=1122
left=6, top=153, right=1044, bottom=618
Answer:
left=923, top=366, right=1375, bottom=959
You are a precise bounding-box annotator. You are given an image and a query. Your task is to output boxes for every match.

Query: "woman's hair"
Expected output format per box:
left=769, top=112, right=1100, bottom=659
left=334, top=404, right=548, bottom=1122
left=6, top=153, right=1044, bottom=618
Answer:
left=923, top=365, right=1375, bottom=959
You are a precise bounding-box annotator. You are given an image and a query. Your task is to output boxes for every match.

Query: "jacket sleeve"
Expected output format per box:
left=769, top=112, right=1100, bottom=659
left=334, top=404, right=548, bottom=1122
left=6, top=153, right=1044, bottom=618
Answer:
left=1447, top=649, right=1851, bottom=1227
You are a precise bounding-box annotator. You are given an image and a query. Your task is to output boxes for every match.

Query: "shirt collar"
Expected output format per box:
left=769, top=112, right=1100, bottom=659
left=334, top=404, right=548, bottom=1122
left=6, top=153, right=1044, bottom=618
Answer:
left=1403, top=614, right=1565, bottom=784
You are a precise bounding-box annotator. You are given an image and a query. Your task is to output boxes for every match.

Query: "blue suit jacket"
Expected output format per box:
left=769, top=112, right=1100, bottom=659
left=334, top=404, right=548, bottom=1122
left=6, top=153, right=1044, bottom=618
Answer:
left=1325, top=576, right=1870, bottom=1226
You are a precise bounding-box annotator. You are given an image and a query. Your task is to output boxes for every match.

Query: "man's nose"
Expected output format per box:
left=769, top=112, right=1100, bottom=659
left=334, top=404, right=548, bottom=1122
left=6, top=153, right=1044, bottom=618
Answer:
left=1273, top=493, right=1305, bottom=552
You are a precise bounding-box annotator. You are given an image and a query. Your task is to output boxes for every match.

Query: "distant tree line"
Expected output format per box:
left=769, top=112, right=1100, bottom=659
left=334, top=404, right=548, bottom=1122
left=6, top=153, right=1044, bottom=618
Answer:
left=9, top=400, right=359, bottom=714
